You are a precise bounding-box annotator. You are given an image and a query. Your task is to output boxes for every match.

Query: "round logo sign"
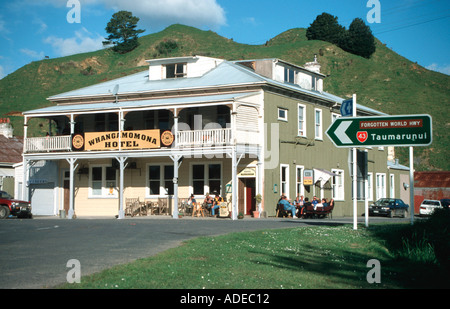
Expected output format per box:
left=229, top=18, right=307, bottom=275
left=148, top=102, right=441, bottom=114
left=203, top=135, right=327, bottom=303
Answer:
left=161, top=130, right=174, bottom=147
left=72, top=134, right=84, bottom=150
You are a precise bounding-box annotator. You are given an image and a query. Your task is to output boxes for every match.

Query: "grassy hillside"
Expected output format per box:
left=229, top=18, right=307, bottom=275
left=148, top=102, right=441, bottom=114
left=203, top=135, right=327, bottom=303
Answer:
left=0, top=24, right=448, bottom=170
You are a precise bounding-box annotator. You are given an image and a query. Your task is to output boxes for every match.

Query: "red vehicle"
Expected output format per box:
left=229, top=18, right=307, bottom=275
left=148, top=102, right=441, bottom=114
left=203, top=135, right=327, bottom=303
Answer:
left=0, top=190, right=32, bottom=219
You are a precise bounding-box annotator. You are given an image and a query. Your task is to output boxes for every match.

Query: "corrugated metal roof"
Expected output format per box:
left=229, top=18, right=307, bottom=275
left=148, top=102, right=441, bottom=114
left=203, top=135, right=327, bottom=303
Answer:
left=415, top=171, right=450, bottom=188
left=0, top=135, right=23, bottom=164
left=25, top=92, right=260, bottom=115
left=40, top=59, right=385, bottom=116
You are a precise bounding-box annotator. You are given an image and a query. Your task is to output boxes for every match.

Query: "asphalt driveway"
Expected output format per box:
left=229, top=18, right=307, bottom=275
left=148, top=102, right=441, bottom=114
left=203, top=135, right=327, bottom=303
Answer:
left=0, top=215, right=407, bottom=289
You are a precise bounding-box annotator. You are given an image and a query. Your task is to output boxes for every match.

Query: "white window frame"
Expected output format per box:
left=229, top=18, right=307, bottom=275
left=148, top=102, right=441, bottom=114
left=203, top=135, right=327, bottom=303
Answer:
left=376, top=173, right=386, bottom=200
left=390, top=174, right=395, bottom=198
left=278, top=107, right=288, bottom=122
left=331, top=168, right=345, bottom=201
left=164, top=63, right=186, bottom=79
left=298, top=103, right=306, bottom=137
left=314, top=108, right=323, bottom=140
left=280, top=164, right=290, bottom=199
left=295, top=165, right=304, bottom=198
left=189, top=162, right=222, bottom=198
left=88, top=164, right=118, bottom=198
left=367, top=172, right=373, bottom=201
left=146, top=163, right=175, bottom=198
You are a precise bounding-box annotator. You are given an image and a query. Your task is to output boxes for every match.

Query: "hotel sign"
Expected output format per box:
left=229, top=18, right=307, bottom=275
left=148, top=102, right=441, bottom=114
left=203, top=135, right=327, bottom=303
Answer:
left=326, top=115, right=432, bottom=148
left=73, top=130, right=162, bottom=151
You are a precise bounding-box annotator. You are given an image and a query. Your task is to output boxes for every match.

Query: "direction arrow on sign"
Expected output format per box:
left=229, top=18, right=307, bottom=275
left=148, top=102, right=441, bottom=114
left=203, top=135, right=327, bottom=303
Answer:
left=326, top=114, right=432, bottom=147
left=340, top=98, right=353, bottom=117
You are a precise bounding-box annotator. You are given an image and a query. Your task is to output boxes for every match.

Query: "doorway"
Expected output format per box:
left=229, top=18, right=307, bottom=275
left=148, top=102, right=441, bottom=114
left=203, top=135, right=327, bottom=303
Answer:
left=238, top=178, right=256, bottom=215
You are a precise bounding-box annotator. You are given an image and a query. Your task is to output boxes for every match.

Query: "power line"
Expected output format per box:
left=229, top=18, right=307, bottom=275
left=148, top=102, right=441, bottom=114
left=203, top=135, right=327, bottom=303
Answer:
left=374, top=14, right=450, bottom=35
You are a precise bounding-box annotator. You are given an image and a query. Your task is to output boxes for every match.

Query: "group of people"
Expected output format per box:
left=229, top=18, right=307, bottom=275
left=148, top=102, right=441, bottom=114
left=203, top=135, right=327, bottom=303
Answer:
left=186, top=192, right=225, bottom=216
left=278, top=193, right=335, bottom=218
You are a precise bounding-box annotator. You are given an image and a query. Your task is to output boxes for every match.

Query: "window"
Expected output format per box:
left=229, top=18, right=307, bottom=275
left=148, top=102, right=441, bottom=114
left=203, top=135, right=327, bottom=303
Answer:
left=368, top=173, right=373, bottom=201
left=278, top=108, right=288, bottom=121
left=165, top=63, right=186, bottom=78
left=390, top=174, right=395, bottom=198
left=280, top=164, right=289, bottom=198
left=89, top=165, right=117, bottom=197
left=296, top=166, right=304, bottom=198
left=284, top=67, right=295, bottom=84
left=191, top=163, right=222, bottom=196
left=148, top=165, right=174, bottom=196
left=331, top=169, right=345, bottom=200
left=298, top=104, right=306, bottom=137
left=192, top=164, right=205, bottom=195
left=315, top=108, right=323, bottom=139
left=376, top=173, right=386, bottom=200
left=149, top=165, right=160, bottom=195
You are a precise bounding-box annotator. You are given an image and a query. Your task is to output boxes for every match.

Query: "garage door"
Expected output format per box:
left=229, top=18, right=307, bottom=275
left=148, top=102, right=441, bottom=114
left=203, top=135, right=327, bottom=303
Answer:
left=30, top=183, right=55, bottom=216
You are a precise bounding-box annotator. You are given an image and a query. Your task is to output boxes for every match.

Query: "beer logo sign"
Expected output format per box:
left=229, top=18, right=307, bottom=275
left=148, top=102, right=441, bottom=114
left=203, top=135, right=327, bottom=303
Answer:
left=161, top=130, right=174, bottom=147
left=72, top=134, right=84, bottom=150
left=356, top=131, right=368, bottom=143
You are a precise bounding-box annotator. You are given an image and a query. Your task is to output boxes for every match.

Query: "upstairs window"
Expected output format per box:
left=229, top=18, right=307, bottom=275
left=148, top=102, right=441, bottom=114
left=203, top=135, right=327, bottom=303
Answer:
left=284, top=67, right=295, bottom=84
left=165, top=63, right=186, bottom=78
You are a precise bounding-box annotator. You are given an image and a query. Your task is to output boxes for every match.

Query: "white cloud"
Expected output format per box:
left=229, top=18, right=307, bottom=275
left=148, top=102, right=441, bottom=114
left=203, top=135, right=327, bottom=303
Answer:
left=44, top=27, right=104, bottom=57
left=20, top=48, right=45, bottom=59
left=426, top=63, right=450, bottom=75
left=38, top=0, right=227, bottom=30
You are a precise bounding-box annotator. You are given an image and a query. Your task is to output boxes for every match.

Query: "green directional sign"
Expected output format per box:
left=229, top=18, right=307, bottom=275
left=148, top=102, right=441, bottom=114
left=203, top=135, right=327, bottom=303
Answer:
left=326, top=114, right=432, bottom=148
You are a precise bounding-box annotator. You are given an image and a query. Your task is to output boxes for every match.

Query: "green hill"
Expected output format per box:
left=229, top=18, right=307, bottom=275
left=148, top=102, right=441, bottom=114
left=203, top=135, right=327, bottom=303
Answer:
left=0, top=24, right=448, bottom=171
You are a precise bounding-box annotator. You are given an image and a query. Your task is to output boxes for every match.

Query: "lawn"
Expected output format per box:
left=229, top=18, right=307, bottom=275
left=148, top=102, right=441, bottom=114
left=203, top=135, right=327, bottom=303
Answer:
left=59, top=212, right=449, bottom=289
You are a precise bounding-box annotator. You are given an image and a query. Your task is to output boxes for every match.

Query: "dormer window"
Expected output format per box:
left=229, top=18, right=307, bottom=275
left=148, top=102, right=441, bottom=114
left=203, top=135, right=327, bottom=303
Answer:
left=284, top=67, right=295, bottom=84
left=165, top=63, right=186, bottom=78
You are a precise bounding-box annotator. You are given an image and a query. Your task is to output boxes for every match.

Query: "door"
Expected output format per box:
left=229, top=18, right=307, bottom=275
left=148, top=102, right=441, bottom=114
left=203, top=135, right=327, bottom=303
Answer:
left=238, top=178, right=256, bottom=215
left=64, top=180, right=70, bottom=214
left=245, top=178, right=256, bottom=215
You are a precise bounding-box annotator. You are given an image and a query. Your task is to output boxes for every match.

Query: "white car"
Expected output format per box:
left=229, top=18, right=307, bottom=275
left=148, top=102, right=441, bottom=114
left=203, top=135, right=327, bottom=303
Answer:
left=419, top=199, right=443, bottom=216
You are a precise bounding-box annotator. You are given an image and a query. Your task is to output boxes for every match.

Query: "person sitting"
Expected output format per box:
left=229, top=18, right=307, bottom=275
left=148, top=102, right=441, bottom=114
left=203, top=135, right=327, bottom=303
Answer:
left=203, top=193, right=214, bottom=213
left=279, top=196, right=297, bottom=218
left=211, top=194, right=224, bottom=217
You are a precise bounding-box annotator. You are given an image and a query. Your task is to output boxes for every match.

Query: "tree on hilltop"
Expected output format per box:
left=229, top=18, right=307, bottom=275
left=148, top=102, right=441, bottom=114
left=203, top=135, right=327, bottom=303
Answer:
left=306, top=12, right=345, bottom=45
left=103, top=11, right=145, bottom=54
left=342, top=18, right=376, bottom=59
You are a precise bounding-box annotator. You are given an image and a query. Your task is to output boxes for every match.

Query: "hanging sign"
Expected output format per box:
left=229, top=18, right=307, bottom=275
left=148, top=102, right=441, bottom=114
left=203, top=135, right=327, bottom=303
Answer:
left=81, top=129, right=161, bottom=151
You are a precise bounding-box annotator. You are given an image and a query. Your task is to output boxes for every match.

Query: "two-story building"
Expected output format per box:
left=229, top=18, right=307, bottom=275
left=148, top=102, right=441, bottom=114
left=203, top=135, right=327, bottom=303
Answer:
left=21, top=55, right=410, bottom=219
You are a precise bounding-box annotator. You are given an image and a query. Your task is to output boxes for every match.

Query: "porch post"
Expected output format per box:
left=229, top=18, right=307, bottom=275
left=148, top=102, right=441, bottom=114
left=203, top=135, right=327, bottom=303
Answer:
left=116, top=156, right=127, bottom=219
left=22, top=158, right=29, bottom=202
left=66, top=157, right=78, bottom=219
left=231, top=146, right=238, bottom=220
left=170, top=155, right=182, bottom=219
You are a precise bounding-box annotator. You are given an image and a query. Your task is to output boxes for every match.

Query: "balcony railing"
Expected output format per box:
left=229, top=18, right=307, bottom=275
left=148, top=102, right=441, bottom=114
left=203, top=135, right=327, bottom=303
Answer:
left=177, top=128, right=232, bottom=147
left=25, top=135, right=72, bottom=153
left=24, top=128, right=240, bottom=153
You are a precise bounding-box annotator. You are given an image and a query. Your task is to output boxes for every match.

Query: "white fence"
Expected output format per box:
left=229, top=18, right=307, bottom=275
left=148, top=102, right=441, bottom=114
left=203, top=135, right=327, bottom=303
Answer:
left=25, top=135, right=72, bottom=153
left=177, top=128, right=232, bottom=147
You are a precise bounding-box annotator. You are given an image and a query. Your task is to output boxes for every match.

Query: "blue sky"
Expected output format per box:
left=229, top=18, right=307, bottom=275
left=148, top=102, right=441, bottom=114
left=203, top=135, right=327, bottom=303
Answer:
left=0, top=0, right=449, bottom=79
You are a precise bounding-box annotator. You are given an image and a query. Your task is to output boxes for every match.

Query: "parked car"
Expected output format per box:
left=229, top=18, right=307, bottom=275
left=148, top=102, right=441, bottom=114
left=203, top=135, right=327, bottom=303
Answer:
left=369, top=198, right=409, bottom=218
left=440, top=199, right=450, bottom=209
left=419, top=199, right=446, bottom=216
left=0, top=191, right=32, bottom=219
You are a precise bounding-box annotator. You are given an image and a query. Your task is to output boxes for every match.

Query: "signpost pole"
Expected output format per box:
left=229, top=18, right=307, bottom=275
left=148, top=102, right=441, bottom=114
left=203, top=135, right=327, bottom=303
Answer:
left=409, top=147, right=414, bottom=225
left=352, top=94, right=358, bottom=230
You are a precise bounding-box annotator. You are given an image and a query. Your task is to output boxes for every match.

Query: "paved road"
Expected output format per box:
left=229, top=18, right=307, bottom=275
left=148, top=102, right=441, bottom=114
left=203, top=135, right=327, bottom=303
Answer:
left=0, top=215, right=409, bottom=289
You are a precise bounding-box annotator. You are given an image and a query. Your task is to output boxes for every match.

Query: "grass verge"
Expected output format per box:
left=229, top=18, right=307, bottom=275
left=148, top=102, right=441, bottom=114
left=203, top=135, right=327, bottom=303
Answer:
left=59, top=212, right=449, bottom=289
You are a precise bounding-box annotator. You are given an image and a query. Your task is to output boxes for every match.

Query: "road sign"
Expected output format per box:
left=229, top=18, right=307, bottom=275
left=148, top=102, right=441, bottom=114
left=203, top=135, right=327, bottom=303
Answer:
left=340, top=98, right=353, bottom=117
left=326, top=114, right=432, bottom=147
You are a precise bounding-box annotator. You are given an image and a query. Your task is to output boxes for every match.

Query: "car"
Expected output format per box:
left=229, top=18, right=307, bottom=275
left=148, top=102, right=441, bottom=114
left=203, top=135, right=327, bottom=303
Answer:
left=0, top=190, right=32, bottom=219
left=369, top=198, right=409, bottom=218
left=419, top=199, right=446, bottom=216
left=440, top=199, right=450, bottom=209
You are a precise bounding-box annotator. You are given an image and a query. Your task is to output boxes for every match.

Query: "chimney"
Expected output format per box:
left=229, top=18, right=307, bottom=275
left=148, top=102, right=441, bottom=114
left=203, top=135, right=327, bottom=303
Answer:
left=0, top=118, right=13, bottom=138
left=304, top=54, right=321, bottom=74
